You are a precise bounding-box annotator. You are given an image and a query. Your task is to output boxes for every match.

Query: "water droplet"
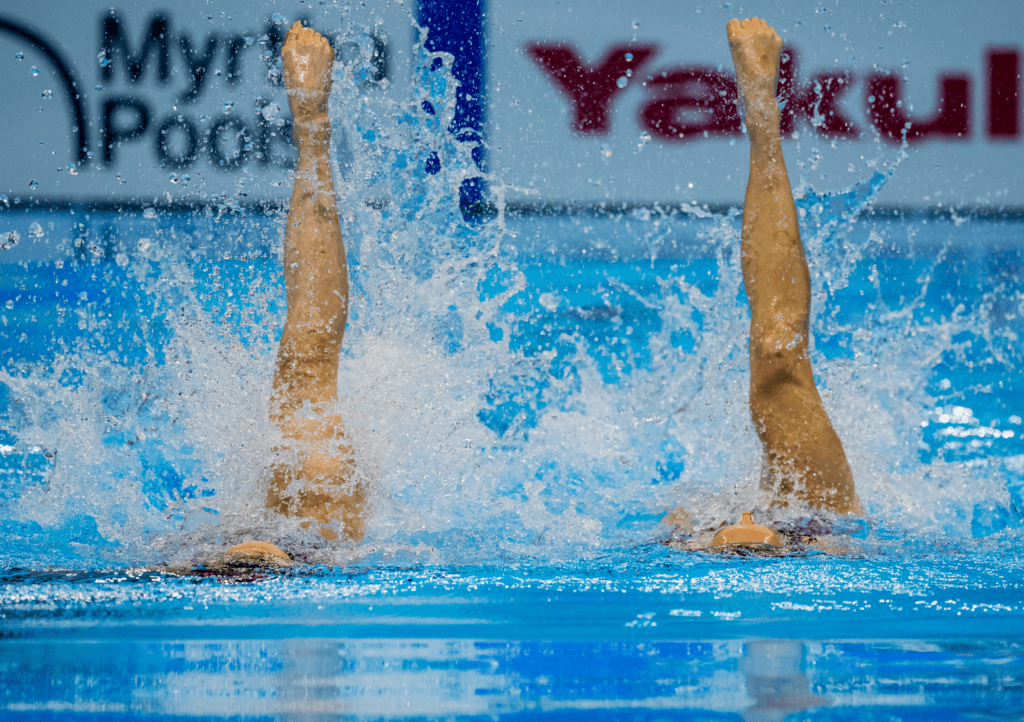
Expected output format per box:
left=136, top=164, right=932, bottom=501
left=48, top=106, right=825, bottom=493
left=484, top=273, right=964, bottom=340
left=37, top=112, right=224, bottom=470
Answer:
left=539, top=292, right=560, bottom=311
left=600, top=144, right=612, bottom=158
left=42, top=89, right=52, bottom=100
left=97, top=51, right=109, bottom=68
left=29, top=66, right=38, bottom=76
left=14, top=52, right=24, bottom=61
left=631, top=18, right=640, bottom=29
left=66, top=163, right=78, bottom=175
left=1, top=231, right=19, bottom=250
left=625, top=52, right=633, bottom=62
left=137, top=238, right=151, bottom=253
left=0, top=195, right=8, bottom=206
left=794, top=19, right=802, bottom=27
left=143, top=208, right=158, bottom=219
left=271, top=12, right=288, bottom=25
left=28, top=180, right=38, bottom=190
left=28, top=222, right=43, bottom=237
left=94, top=84, right=103, bottom=91
left=168, top=173, right=179, bottom=183
left=616, top=76, right=628, bottom=89
left=261, top=103, right=281, bottom=121
left=222, top=102, right=234, bottom=115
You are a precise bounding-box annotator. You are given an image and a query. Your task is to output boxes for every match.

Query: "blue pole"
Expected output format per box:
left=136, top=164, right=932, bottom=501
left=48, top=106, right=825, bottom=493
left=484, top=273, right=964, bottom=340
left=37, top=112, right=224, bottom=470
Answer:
left=415, top=0, right=487, bottom=210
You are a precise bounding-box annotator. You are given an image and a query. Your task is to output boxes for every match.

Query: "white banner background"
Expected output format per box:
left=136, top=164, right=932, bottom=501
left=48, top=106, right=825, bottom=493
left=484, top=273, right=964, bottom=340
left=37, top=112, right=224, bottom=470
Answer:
left=0, top=0, right=415, bottom=205
left=1, top=0, right=1022, bottom=209
left=487, top=0, right=1024, bottom=209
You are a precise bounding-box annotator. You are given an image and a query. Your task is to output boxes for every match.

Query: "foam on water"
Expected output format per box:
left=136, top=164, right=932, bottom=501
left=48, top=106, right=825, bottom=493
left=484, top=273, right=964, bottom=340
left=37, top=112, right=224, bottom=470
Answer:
left=1, top=18, right=1023, bottom=570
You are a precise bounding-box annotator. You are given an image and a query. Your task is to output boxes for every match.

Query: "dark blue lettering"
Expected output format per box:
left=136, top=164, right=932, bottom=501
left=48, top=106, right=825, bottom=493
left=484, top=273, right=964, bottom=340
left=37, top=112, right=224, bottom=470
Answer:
left=253, top=105, right=295, bottom=168
left=103, top=97, right=150, bottom=163
left=259, top=20, right=286, bottom=87
left=226, top=36, right=247, bottom=84
left=156, top=115, right=199, bottom=168
left=178, top=33, right=218, bottom=102
left=208, top=117, right=249, bottom=169
left=101, top=12, right=170, bottom=83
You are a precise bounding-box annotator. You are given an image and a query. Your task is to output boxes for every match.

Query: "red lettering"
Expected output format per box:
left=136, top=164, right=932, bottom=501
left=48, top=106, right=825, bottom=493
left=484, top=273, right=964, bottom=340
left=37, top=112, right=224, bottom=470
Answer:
left=867, top=73, right=970, bottom=144
left=988, top=48, right=1020, bottom=138
left=638, top=67, right=740, bottom=140
left=526, top=43, right=656, bottom=134
left=778, top=46, right=857, bottom=138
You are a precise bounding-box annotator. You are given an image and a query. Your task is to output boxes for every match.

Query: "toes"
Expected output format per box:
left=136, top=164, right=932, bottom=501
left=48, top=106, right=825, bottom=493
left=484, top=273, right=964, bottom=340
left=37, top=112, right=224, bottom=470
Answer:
left=728, top=16, right=777, bottom=40
left=286, top=22, right=329, bottom=48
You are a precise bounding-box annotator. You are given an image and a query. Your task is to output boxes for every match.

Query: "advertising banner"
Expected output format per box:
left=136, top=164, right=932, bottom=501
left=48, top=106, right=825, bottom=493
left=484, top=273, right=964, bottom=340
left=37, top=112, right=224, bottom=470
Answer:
left=488, top=0, right=1024, bottom=210
left=0, top=0, right=414, bottom=206
left=1, top=0, right=1021, bottom=210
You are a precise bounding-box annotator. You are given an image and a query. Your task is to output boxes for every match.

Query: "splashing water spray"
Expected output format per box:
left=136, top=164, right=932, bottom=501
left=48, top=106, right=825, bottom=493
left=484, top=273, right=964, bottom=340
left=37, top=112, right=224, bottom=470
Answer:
left=1, top=16, right=1022, bottom=570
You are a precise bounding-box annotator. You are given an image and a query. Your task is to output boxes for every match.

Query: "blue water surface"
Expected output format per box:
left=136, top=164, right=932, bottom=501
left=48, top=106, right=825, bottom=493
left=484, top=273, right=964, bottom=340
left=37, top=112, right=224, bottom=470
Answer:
left=2, top=204, right=1024, bottom=719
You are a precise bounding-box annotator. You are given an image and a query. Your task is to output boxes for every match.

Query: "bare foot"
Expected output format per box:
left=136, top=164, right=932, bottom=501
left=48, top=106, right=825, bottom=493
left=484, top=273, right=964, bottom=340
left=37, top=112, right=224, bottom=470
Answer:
left=726, top=18, right=783, bottom=132
left=282, top=21, right=334, bottom=124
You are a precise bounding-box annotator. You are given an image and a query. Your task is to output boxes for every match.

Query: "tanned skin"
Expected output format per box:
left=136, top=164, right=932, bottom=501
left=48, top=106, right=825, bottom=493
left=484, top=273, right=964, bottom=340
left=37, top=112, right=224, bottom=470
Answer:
left=250, top=19, right=857, bottom=558
left=728, top=17, right=861, bottom=514
left=267, top=23, right=366, bottom=540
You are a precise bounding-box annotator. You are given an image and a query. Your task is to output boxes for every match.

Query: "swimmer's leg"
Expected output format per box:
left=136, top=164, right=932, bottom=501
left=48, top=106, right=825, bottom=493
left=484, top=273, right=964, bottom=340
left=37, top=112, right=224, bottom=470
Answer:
left=267, top=22, right=365, bottom=540
left=728, top=18, right=860, bottom=514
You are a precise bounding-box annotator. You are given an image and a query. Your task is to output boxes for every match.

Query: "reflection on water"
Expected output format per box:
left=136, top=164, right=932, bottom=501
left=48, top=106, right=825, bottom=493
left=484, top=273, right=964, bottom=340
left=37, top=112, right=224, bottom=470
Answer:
left=741, top=640, right=827, bottom=722
left=3, top=635, right=1022, bottom=719
left=2, top=551, right=1023, bottom=717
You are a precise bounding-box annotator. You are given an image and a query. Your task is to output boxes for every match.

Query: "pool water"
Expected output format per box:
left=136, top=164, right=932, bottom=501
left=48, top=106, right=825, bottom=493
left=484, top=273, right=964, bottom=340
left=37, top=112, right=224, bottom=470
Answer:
left=2, top=548, right=1024, bottom=718
left=3, top=36, right=1024, bottom=720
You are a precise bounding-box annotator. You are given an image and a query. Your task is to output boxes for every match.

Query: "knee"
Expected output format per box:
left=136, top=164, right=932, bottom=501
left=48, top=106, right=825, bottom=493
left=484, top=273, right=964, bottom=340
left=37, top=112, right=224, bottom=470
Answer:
left=751, top=319, right=805, bottom=389
left=278, top=354, right=336, bottom=385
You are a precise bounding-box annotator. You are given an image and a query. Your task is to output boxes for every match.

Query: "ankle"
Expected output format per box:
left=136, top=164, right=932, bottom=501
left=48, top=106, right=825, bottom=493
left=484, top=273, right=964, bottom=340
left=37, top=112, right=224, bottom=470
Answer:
left=745, top=110, right=783, bottom=146
left=293, top=113, right=331, bottom=143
